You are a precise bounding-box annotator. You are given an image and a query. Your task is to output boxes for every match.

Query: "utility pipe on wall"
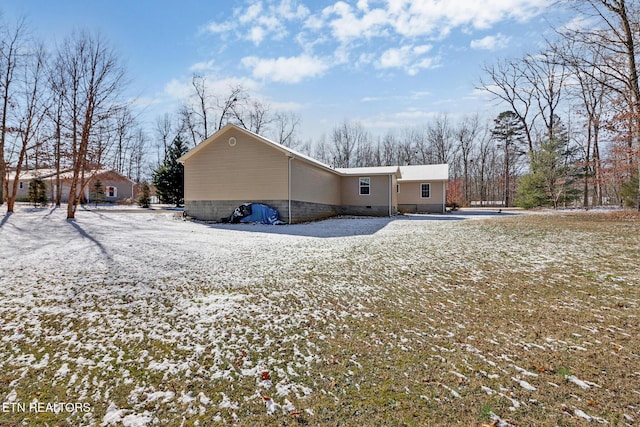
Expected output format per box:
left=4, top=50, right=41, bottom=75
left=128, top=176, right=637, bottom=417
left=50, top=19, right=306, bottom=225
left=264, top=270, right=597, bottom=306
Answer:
left=288, top=155, right=293, bottom=224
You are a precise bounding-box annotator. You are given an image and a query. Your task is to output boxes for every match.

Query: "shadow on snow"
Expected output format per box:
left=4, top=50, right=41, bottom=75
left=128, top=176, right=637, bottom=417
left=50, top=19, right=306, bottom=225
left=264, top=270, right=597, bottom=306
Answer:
left=202, top=210, right=519, bottom=238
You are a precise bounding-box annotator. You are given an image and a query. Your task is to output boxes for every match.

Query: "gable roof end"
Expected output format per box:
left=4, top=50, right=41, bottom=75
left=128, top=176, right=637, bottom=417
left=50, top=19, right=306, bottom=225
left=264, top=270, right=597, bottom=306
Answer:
left=178, top=123, right=339, bottom=175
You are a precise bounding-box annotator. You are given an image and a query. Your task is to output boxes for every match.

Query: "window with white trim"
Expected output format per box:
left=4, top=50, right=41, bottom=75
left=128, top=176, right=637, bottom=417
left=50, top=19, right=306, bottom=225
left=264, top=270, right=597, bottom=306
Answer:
left=359, top=177, right=370, bottom=195
left=106, top=186, right=117, bottom=198
left=420, top=183, right=430, bottom=198
left=19, top=181, right=24, bottom=190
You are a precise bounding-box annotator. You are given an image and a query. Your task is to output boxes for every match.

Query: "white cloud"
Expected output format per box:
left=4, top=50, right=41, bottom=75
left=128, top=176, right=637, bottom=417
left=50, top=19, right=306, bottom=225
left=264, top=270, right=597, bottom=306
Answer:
left=206, top=0, right=310, bottom=46
left=388, top=0, right=553, bottom=37
left=377, top=44, right=435, bottom=75
left=379, top=47, right=408, bottom=69
left=204, top=21, right=235, bottom=34
left=164, top=79, right=192, bottom=101
left=239, top=2, right=264, bottom=24
left=248, top=26, right=267, bottom=45
left=276, top=0, right=310, bottom=20
left=189, top=60, right=216, bottom=73
left=361, top=96, right=385, bottom=102
left=470, top=33, right=511, bottom=50
left=241, top=54, right=330, bottom=83
left=557, top=14, right=597, bottom=35
left=201, top=0, right=552, bottom=81
left=322, top=1, right=389, bottom=42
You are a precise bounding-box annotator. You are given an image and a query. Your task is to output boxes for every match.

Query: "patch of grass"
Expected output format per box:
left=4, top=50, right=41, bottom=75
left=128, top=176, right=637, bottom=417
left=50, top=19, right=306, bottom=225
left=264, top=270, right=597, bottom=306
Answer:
left=1, top=210, right=639, bottom=426
left=480, top=402, right=494, bottom=420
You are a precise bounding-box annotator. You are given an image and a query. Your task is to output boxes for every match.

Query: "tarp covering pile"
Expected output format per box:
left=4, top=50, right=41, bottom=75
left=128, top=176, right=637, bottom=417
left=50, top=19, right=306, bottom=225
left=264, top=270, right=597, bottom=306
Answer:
left=224, top=203, right=282, bottom=225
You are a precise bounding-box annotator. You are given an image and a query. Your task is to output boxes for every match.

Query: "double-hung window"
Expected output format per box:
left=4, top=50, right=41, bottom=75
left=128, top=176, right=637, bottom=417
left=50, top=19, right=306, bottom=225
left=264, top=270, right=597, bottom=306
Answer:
left=106, top=186, right=117, bottom=198
left=359, top=177, right=370, bottom=195
left=420, top=183, right=430, bottom=198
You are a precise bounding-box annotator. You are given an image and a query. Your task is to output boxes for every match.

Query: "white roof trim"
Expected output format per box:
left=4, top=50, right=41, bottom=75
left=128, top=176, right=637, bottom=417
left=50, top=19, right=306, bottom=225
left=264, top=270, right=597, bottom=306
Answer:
left=179, top=125, right=449, bottom=181
left=398, top=164, right=449, bottom=181
left=335, top=166, right=399, bottom=175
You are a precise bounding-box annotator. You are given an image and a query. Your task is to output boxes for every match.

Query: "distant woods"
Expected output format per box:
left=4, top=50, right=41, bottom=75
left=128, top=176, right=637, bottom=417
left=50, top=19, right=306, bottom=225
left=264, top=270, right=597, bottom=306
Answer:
left=0, top=19, right=136, bottom=218
left=475, top=0, right=640, bottom=209
left=2, top=0, right=640, bottom=216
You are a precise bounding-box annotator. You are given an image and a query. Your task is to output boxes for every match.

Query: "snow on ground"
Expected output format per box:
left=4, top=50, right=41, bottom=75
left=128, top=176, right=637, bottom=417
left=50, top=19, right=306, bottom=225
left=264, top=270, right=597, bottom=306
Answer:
left=0, top=205, right=638, bottom=425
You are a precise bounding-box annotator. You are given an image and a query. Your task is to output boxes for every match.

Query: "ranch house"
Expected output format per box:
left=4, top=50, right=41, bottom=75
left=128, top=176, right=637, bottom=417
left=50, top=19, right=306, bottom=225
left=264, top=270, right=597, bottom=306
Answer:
left=178, top=124, right=448, bottom=223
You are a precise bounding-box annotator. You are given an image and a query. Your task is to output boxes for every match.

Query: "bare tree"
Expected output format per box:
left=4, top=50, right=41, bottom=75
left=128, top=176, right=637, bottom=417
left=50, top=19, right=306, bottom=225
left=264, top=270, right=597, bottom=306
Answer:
left=177, top=104, right=199, bottom=147
left=191, top=74, right=213, bottom=140
left=154, top=112, right=173, bottom=158
left=558, top=38, right=609, bottom=207
left=479, top=58, right=536, bottom=157
left=128, top=127, right=146, bottom=183
left=523, top=50, right=569, bottom=141
left=404, top=125, right=427, bottom=164
left=217, top=85, right=244, bottom=131
left=233, top=98, right=272, bottom=134
left=52, top=31, right=127, bottom=219
left=112, top=106, right=135, bottom=174
left=330, top=120, right=369, bottom=168
left=561, top=0, right=640, bottom=208
left=313, top=133, right=331, bottom=165
left=378, top=132, right=399, bottom=166
left=0, top=17, right=27, bottom=207
left=270, top=110, right=301, bottom=147
left=455, top=114, right=481, bottom=204
left=427, top=114, right=454, bottom=164
left=5, top=43, right=49, bottom=212
left=48, top=50, right=66, bottom=206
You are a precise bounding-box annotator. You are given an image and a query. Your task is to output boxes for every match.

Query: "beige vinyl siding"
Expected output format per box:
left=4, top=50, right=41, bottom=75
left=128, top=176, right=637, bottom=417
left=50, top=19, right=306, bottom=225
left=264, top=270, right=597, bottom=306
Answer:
left=341, top=175, right=392, bottom=206
left=183, top=132, right=289, bottom=201
left=99, top=180, right=133, bottom=200
left=398, top=181, right=445, bottom=205
left=391, top=174, right=398, bottom=209
left=290, top=159, right=341, bottom=205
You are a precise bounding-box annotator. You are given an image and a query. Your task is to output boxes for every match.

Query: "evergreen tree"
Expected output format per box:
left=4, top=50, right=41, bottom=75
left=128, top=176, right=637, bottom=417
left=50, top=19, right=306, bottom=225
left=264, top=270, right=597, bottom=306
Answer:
left=620, top=170, right=639, bottom=208
left=517, top=118, right=581, bottom=208
left=515, top=173, right=547, bottom=208
left=91, top=179, right=105, bottom=207
left=137, top=181, right=151, bottom=208
left=28, top=178, right=48, bottom=207
left=152, top=136, right=188, bottom=206
left=492, top=111, right=526, bottom=207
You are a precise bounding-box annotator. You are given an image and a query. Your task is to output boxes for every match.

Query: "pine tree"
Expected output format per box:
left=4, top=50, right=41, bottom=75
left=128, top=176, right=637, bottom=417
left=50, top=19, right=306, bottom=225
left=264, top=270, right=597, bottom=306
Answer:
left=516, top=118, right=581, bottom=208
left=620, top=171, right=639, bottom=208
left=137, top=181, right=151, bottom=208
left=28, top=178, right=47, bottom=207
left=492, top=111, right=526, bottom=207
left=91, top=179, right=105, bottom=207
left=152, top=136, right=188, bottom=206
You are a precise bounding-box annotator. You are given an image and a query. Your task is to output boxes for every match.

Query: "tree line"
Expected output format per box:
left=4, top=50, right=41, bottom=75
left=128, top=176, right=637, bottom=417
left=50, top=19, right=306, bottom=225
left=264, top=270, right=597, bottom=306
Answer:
left=146, top=0, right=640, bottom=210
left=3, top=0, right=640, bottom=214
left=477, top=0, right=640, bottom=209
left=0, top=13, right=308, bottom=213
left=0, top=17, right=142, bottom=218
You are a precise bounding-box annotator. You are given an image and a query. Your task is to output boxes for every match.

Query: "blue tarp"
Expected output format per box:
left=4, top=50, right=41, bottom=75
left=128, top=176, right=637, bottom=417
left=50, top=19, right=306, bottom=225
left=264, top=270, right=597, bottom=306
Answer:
left=239, top=203, right=282, bottom=225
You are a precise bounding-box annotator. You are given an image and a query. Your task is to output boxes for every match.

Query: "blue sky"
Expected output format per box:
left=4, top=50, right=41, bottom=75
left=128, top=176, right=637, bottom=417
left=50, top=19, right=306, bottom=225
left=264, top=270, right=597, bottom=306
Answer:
left=3, top=0, right=570, bottom=142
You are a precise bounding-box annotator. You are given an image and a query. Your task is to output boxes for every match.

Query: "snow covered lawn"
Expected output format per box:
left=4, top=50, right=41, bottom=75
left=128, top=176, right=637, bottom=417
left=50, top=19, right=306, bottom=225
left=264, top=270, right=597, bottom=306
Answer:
left=1, top=206, right=639, bottom=426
